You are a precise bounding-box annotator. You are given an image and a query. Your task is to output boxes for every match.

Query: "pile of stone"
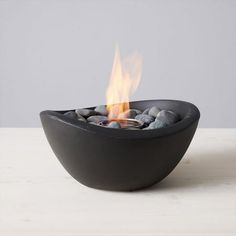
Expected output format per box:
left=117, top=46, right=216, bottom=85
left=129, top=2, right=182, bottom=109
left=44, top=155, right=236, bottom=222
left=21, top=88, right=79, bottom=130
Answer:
left=63, top=105, right=180, bottom=130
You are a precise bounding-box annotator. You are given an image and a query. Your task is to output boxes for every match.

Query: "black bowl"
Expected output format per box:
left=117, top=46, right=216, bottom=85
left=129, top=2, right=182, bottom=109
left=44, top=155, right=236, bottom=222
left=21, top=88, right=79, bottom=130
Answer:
left=40, top=100, right=200, bottom=191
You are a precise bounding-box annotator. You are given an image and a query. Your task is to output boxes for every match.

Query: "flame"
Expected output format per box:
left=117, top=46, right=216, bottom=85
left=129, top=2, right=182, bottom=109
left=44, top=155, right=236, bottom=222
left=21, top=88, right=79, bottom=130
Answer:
left=106, top=46, right=142, bottom=120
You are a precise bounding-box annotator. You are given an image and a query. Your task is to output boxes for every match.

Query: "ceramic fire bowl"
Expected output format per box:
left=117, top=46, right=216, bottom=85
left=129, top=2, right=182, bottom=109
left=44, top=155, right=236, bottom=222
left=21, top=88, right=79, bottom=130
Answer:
left=40, top=100, right=200, bottom=191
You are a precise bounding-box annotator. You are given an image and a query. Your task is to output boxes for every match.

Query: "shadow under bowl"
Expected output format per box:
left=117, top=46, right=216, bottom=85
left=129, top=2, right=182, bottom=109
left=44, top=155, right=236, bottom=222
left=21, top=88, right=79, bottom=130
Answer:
left=40, top=99, right=200, bottom=191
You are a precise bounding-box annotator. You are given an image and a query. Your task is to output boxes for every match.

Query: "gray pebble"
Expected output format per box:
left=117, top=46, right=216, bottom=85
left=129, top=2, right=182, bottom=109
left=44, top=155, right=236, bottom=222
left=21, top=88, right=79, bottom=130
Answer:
left=132, top=109, right=142, bottom=115
left=142, top=108, right=150, bottom=115
left=126, top=127, right=141, bottom=130
left=135, top=114, right=154, bottom=125
left=64, top=111, right=78, bottom=119
left=95, top=105, right=108, bottom=116
left=107, top=121, right=121, bottom=129
left=87, top=115, right=108, bottom=124
left=144, top=119, right=168, bottom=130
left=75, top=108, right=98, bottom=118
left=148, top=106, right=161, bottom=117
left=78, top=117, right=86, bottom=122
left=118, top=109, right=140, bottom=119
left=156, top=110, right=179, bottom=125
left=73, top=112, right=86, bottom=122
left=89, top=122, right=102, bottom=126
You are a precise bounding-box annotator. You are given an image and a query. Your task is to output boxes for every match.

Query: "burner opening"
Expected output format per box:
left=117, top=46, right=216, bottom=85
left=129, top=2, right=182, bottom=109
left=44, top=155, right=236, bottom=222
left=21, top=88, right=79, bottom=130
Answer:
left=102, top=118, right=143, bottom=129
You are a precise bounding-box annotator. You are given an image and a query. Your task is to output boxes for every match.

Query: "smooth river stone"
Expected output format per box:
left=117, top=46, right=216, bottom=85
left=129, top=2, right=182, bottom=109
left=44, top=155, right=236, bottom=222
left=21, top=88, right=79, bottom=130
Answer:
left=77, top=113, right=87, bottom=122
left=126, top=127, right=141, bottom=130
left=118, top=109, right=140, bottom=119
left=88, top=122, right=103, bottom=126
left=142, top=108, right=150, bottom=115
left=148, top=106, right=161, bottom=117
left=64, top=111, right=78, bottom=119
left=107, top=121, right=121, bottom=129
left=95, top=105, right=108, bottom=116
left=132, top=109, right=142, bottom=115
left=144, top=119, right=168, bottom=130
left=135, top=114, right=154, bottom=126
left=87, top=115, right=108, bottom=124
left=156, top=110, right=179, bottom=125
left=75, top=108, right=98, bottom=118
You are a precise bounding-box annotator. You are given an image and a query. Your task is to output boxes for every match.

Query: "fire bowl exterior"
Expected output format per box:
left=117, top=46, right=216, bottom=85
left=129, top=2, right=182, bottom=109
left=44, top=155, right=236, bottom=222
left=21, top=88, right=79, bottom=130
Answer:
left=40, top=100, right=200, bottom=191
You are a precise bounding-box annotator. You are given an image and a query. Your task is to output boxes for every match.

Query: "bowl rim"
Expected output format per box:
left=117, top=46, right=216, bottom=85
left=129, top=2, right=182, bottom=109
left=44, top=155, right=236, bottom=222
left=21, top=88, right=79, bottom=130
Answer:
left=40, top=99, right=200, bottom=139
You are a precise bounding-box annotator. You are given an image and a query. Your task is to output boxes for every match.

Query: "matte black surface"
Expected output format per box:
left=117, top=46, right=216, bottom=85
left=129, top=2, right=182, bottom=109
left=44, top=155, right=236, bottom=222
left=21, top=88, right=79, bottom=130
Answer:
left=40, top=100, right=200, bottom=191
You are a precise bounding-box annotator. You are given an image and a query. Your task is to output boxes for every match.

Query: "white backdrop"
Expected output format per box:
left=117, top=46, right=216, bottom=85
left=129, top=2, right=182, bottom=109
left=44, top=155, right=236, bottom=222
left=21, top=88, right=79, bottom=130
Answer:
left=0, top=0, right=236, bottom=127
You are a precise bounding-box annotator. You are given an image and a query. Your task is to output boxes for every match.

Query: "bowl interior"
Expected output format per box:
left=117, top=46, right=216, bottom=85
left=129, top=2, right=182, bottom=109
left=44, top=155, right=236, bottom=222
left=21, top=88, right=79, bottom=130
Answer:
left=41, top=99, right=200, bottom=139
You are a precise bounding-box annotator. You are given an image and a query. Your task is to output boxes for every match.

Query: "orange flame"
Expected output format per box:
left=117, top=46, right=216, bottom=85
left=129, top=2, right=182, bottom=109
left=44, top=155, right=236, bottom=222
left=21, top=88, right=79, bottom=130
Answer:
left=106, top=46, right=142, bottom=120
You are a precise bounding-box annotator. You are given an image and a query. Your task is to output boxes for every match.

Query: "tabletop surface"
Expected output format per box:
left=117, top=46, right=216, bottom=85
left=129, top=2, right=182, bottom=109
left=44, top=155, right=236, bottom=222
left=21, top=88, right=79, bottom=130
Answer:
left=0, top=128, right=236, bottom=236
